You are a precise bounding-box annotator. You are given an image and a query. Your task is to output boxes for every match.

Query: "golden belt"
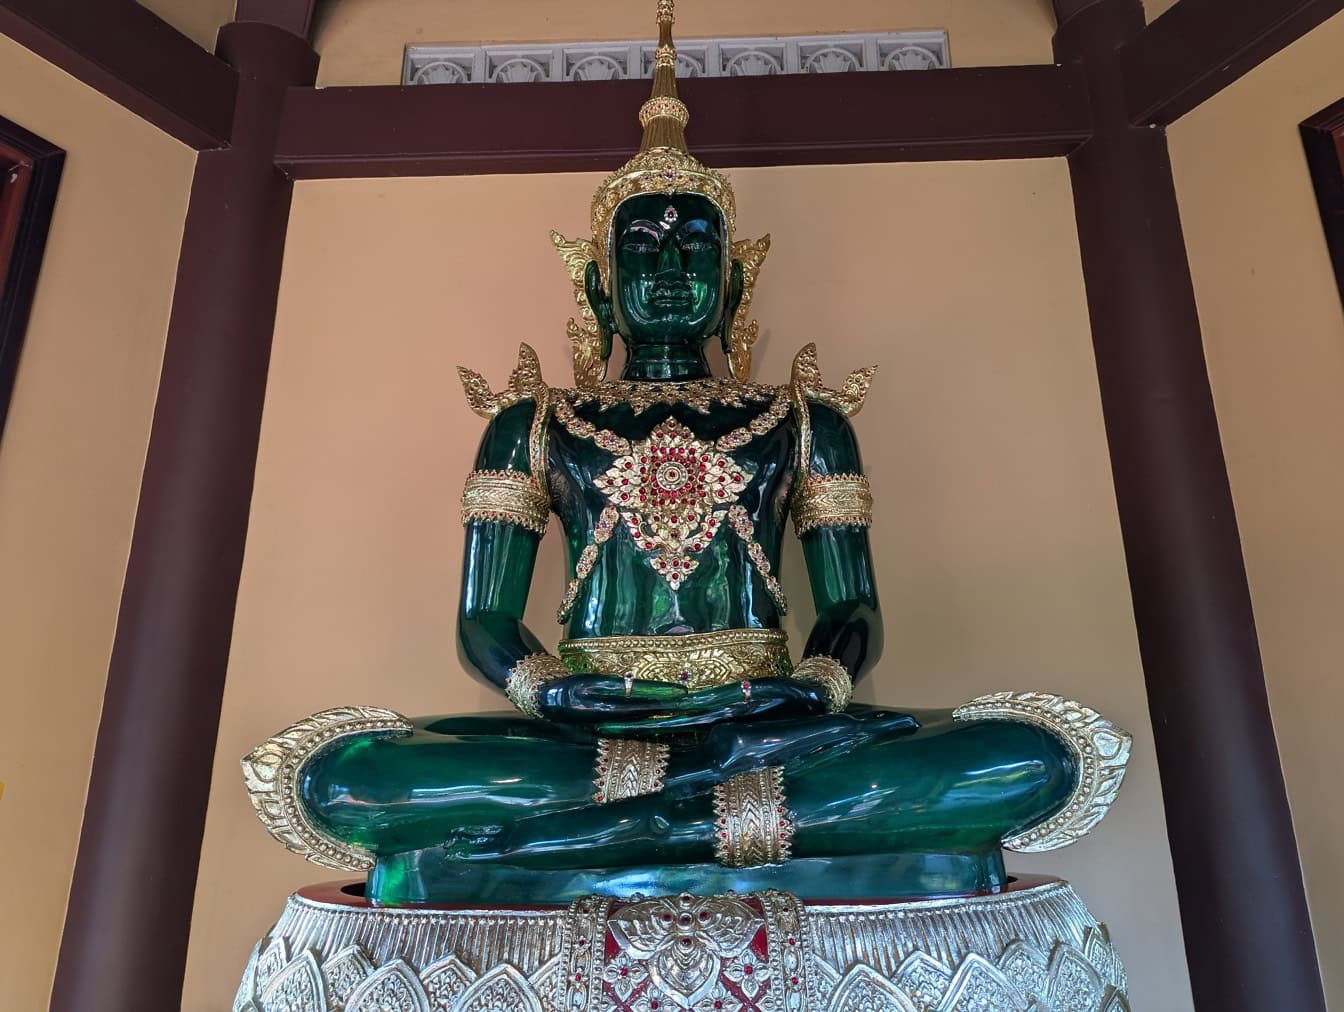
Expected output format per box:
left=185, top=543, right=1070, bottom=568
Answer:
left=557, top=628, right=791, bottom=691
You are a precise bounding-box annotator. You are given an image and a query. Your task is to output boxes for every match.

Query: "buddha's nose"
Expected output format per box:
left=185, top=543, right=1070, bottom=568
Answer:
left=656, top=240, right=682, bottom=275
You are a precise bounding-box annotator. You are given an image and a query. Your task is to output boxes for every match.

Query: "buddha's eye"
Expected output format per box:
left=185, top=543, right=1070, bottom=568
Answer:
left=681, top=238, right=717, bottom=254
left=622, top=239, right=659, bottom=255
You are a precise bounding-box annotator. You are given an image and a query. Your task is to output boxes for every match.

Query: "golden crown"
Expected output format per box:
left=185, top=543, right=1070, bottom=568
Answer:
left=588, top=0, right=737, bottom=280
left=552, top=0, right=766, bottom=388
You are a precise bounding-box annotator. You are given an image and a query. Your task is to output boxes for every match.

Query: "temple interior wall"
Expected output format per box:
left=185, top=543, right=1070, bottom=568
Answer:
left=0, top=35, right=195, bottom=1012
left=182, top=160, right=1194, bottom=1010
left=1168, top=13, right=1344, bottom=1006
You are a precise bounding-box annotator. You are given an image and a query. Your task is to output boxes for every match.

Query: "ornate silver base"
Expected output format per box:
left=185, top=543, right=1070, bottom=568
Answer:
left=234, top=876, right=1128, bottom=1012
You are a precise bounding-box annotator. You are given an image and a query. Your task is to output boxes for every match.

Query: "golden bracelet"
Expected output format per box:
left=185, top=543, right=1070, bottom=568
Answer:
left=791, top=473, right=873, bottom=535
left=791, top=655, right=853, bottom=713
left=712, top=767, right=794, bottom=867
left=592, top=738, right=670, bottom=803
left=505, top=653, right=570, bottom=719
left=461, top=469, right=550, bottom=534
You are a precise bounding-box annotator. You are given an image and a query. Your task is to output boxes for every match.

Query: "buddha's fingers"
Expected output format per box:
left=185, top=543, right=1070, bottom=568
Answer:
left=599, top=703, right=757, bottom=736
left=583, top=678, right=687, bottom=702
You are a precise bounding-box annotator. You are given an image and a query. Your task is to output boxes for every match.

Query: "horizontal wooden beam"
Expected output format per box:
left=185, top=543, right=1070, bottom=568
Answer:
left=274, top=65, right=1093, bottom=179
left=1122, top=0, right=1344, bottom=126
left=0, top=0, right=236, bottom=149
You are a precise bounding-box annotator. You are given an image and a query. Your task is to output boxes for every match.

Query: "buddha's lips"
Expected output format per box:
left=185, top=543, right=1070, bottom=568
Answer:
left=650, top=282, right=692, bottom=308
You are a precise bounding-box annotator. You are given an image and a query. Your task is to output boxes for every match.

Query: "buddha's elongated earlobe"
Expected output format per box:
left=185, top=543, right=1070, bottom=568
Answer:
left=584, top=260, right=614, bottom=378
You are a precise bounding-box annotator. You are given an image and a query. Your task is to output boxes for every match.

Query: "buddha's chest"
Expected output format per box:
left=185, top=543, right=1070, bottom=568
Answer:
left=546, top=385, right=796, bottom=610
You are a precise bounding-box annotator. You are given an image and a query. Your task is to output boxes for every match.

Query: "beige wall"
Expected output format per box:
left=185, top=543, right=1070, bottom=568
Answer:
left=184, top=160, right=1193, bottom=1009
left=313, top=0, right=1057, bottom=86
left=0, top=36, right=194, bottom=1012
left=1143, top=0, right=1180, bottom=21
left=137, top=0, right=234, bottom=50
left=1169, top=12, right=1344, bottom=1007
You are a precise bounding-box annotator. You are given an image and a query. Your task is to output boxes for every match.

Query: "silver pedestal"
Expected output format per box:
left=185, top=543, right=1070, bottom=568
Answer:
left=234, top=876, right=1128, bottom=1011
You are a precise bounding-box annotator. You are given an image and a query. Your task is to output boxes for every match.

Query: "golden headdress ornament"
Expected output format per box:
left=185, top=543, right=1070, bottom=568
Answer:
left=552, top=0, right=769, bottom=387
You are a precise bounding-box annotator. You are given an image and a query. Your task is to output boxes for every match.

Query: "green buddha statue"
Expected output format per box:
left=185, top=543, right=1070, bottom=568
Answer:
left=242, top=1, right=1131, bottom=910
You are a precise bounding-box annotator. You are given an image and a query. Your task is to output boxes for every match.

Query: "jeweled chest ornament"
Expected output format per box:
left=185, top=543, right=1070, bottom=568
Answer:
left=594, top=418, right=749, bottom=589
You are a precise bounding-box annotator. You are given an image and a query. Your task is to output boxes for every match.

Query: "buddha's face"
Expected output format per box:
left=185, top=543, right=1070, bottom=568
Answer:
left=609, top=193, right=728, bottom=347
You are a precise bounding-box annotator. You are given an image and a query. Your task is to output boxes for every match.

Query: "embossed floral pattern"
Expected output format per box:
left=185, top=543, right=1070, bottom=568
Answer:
left=235, top=885, right=1129, bottom=1012
left=595, top=419, right=749, bottom=590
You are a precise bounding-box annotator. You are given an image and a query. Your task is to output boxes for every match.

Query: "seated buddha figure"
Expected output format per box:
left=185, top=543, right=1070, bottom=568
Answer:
left=243, top=1, right=1131, bottom=907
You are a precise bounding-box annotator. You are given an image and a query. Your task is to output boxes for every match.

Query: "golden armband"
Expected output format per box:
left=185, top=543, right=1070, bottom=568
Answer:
left=790, top=473, right=873, bottom=535
left=460, top=469, right=550, bottom=534
left=790, top=655, right=853, bottom=713
left=505, top=653, right=570, bottom=719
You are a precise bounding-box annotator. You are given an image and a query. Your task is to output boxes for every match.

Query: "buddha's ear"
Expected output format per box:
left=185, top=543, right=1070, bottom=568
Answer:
left=721, top=259, right=746, bottom=349
left=584, top=259, right=615, bottom=359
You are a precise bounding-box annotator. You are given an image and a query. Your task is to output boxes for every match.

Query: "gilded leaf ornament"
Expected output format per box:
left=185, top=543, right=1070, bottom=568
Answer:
left=726, top=234, right=770, bottom=380
left=550, top=230, right=607, bottom=389
left=790, top=342, right=876, bottom=418
left=456, top=342, right=550, bottom=419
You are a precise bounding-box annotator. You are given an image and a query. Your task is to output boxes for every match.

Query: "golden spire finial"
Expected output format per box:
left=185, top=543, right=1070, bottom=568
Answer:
left=639, top=0, right=690, bottom=152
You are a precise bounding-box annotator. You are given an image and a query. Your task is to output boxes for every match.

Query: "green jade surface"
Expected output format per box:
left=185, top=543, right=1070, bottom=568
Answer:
left=300, top=193, right=1077, bottom=905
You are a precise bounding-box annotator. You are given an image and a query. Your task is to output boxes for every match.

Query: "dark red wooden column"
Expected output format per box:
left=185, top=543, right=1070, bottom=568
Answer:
left=1054, top=1, right=1326, bottom=1008
left=49, top=19, right=317, bottom=1011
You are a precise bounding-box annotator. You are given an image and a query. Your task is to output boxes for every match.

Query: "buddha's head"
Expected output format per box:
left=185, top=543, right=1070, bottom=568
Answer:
left=585, top=192, right=742, bottom=354
left=553, top=0, right=768, bottom=385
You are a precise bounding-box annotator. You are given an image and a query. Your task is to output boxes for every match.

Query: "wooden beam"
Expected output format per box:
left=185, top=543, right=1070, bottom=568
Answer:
left=1301, top=98, right=1344, bottom=312
left=1122, top=0, right=1344, bottom=126
left=48, top=21, right=317, bottom=1011
left=274, top=65, right=1093, bottom=179
left=1057, top=2, right=1328, bottom=1008
left=0, top=0, right=236, bottom=149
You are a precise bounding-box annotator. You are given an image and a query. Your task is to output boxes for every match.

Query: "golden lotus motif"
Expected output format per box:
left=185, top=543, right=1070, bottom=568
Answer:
left=595, top=418, right=750, bottom=590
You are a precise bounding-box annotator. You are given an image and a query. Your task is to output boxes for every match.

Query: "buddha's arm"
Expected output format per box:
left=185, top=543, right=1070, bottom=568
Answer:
left=796, top=403, right=884, bottom=695
left=457, top=400, right=684, bottom=721
left=456, top=401, right=551, bottom=695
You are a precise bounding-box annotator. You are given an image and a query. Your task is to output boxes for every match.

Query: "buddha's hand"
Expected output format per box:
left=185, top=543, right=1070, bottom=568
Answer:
left=535, top=674, right=687, bottom=724
left=597, top=677, right=828, bottom=736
